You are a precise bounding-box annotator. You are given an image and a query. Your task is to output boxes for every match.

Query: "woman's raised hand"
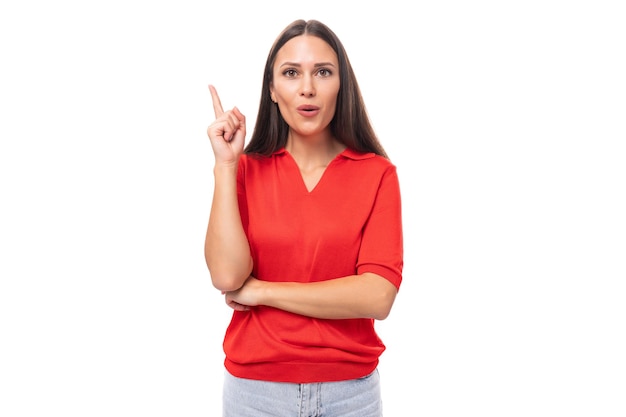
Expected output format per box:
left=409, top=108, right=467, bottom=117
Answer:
left=206, top=85, right=246, bottom=165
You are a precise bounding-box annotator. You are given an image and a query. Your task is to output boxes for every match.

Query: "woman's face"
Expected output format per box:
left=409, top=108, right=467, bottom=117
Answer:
left=270, top=35, right=340, bottom=139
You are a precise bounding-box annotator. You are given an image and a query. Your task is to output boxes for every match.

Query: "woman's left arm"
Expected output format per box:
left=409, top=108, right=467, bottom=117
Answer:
left=224, top=273, right=398, bottom=320
left=225, top=163, right=403, bottom=320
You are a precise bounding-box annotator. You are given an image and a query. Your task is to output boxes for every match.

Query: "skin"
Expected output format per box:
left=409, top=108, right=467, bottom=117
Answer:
left=205, top=35, right=397, bottom=320
left=272, top=35, right=346, bottom=191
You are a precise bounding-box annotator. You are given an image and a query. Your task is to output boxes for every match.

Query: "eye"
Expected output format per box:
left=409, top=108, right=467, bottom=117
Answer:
left=317, top=68, right=333, bottom=77
left=283, top=69, right=298, bottom=78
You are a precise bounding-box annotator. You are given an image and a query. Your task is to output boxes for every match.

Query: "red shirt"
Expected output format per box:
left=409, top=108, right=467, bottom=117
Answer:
left=223, top=147, right=403, bottom=382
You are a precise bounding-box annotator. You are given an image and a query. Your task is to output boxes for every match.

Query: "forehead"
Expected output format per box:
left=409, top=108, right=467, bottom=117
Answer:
left=275, top=35, right=338, bottom=65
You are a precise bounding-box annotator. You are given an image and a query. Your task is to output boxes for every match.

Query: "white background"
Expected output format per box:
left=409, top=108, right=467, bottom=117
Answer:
left=1, top=0, right=625, bottom=416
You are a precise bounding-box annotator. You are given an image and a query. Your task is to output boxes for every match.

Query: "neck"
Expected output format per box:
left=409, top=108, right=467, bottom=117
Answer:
left=285, top=133, right=345, bottom=170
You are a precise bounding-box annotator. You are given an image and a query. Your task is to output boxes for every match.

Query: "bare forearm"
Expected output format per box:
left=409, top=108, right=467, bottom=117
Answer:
left=255, top=273, right=397, bottom=320
left=205, top=165, right=252, bottom=291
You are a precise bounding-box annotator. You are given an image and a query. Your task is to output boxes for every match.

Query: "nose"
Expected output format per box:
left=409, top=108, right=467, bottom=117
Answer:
left=299, top=74, right=315, bottom=97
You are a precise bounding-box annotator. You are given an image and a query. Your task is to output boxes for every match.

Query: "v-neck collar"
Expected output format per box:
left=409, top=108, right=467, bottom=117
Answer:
left=274, top=147, right=376, bottom=194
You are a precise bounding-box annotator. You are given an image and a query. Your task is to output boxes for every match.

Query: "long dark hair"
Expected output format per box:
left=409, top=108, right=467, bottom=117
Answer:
left=244, top=19, right=388, bottom=159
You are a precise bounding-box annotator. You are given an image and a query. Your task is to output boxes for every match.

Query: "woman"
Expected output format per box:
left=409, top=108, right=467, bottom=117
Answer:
left=205, top=19, right=403, bottom=417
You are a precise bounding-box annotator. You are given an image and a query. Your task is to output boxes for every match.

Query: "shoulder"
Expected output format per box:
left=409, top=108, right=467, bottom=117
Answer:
left=241, top=149, right=286, bottom=163
left=239, top=150, right=283, bottom=169
left=339, top=148, right=397, bottom=173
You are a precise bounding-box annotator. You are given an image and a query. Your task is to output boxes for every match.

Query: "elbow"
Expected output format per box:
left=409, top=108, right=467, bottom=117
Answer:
left=359, top=272, right=399, bottom=320
left=369, top=279, right=398, bottom=321
left=207, top=260, right=253, bottom=293
left=205, top=251, right=253, bottom=292
left=210, top=271, right=249, bottom=292
left=371, top=296, right=395, bottom=320
left=212, top=279, right=243, bottom=293
left=373, top=310, right=391, bottom=321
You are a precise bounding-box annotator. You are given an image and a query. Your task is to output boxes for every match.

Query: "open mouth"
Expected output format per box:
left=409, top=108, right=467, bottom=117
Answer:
left=298, top=105, right=319, bottom=112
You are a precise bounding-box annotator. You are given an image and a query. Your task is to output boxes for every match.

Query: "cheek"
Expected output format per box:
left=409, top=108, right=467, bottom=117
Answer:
left=325, top=89, right=340, bottom=113
left=275, top=89, right=292, bottom=104
left=328, top=83, right=340, bottom=104
left=273, top=79, right=297, bottom=95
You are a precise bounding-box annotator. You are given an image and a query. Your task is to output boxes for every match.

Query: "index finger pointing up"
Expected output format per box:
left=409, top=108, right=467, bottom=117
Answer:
left=208, top=84, right=224, bottom=117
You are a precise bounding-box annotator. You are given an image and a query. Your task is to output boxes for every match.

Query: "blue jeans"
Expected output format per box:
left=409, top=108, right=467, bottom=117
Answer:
left=222, top=368, right=383, bottom=417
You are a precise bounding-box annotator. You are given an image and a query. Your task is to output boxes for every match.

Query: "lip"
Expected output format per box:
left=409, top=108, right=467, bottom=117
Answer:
left=296, top=105, right=320, bottom=117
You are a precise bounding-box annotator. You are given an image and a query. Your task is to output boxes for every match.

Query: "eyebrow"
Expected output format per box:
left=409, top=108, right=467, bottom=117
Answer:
left=279, top=61, right=337, bottom=68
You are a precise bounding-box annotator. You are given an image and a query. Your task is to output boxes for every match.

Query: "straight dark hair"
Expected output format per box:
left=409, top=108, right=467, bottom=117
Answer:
left=244, top=19, right=388, bottom=159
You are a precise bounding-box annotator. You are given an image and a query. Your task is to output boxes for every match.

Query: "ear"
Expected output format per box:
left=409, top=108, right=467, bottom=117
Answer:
left=269, top=84, right=276, bottom=103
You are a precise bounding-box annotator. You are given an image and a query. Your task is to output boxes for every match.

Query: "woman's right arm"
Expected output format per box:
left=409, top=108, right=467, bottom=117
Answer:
left=204, top=85, right=253, bottom=292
